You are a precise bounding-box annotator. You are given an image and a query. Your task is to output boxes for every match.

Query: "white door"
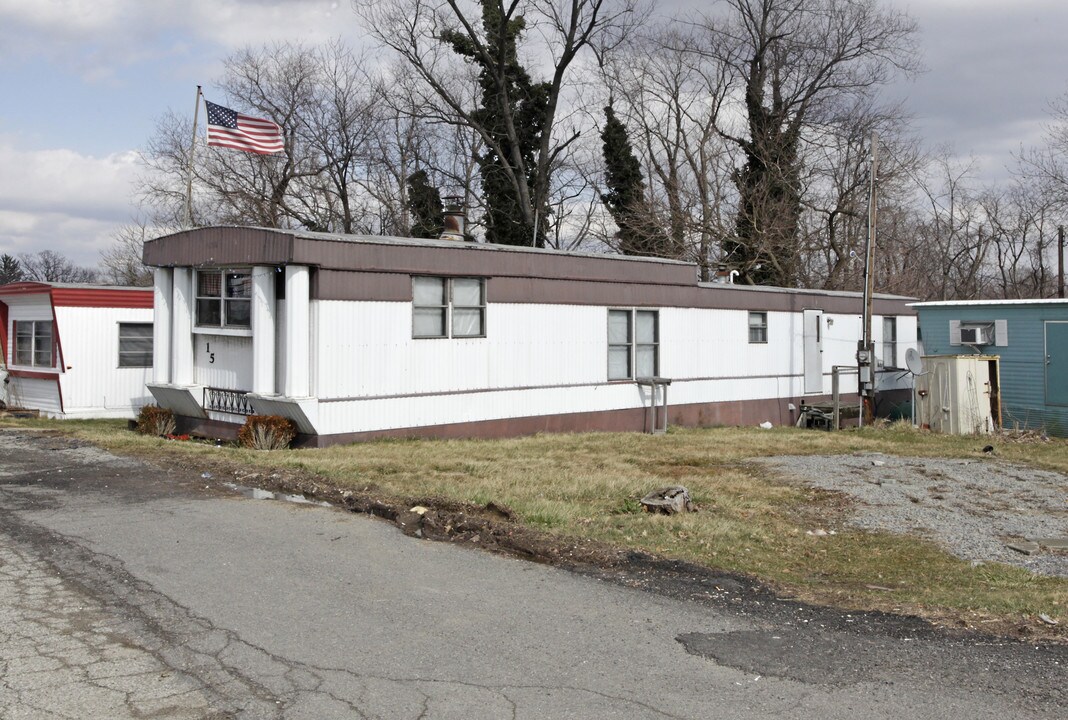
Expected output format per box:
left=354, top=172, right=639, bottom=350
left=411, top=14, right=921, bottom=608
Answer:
left=803, top=309, right=823, bottom=394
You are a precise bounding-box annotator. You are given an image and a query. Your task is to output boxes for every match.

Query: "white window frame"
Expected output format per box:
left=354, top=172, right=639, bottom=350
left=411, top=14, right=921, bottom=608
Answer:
left=608, top=308, right=659, bottom=380
left=412, top=277, right=486, bottom=339
left=118, top=322, right=153, bottom=368
left=13, top=320, right=54, bottom=369
left=195, top=269, right=252, bottom=329
left=748, top=311, right=768, bottom=344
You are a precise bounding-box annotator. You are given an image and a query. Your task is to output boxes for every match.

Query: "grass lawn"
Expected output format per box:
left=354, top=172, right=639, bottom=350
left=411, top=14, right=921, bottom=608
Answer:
left=4, top=417, right=1066, bottom=636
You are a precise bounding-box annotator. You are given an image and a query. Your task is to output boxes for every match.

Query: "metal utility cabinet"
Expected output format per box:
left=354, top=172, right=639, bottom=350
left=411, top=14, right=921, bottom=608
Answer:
left=915, top=355, right=1001, bottom=435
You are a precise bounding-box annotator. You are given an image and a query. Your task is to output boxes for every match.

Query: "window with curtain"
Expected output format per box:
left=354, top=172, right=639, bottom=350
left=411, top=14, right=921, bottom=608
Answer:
left=412, top=277, right=486, bottom=339
left=196, top=269, right=251, bottom=328
left=451, top=278, right=485, bottom=337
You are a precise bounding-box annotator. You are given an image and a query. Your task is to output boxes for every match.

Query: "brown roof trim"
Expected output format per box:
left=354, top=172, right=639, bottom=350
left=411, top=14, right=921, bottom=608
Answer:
left=145, top=227, right=915, bottom=315
left=310, top=269, right=914, bottom=315
left=294, top=235, right=696, bottom=286
left=143, top=227, right=295, bottom=267
left=144, top=226, right=695, bottom=286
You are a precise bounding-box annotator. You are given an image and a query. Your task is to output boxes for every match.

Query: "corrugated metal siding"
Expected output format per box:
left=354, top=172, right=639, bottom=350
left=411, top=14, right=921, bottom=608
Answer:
left=917, top=303, right=1068, bottom=435
left=317, top=384, right=640, bottom=435
left=53, top=306, right=154, bottom=416
left=51, top=287, right=153, bottom=308
left=193, top=333, right=254, bottom=391
left=315, top=302, right=607, bottom=399
left=309, top=299, right=919, bottom=434
left=7, top=377, right=62, bottom=416
left=5, top=295, right=53, bottom=322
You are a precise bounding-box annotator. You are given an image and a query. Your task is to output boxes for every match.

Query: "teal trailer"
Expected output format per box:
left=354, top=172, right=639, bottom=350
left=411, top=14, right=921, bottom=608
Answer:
left=912, top=299, right=1068, bottom=436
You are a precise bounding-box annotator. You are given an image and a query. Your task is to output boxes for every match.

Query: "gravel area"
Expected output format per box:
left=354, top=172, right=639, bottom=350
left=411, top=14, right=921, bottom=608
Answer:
left=758, top=453, right=1068, bottom=577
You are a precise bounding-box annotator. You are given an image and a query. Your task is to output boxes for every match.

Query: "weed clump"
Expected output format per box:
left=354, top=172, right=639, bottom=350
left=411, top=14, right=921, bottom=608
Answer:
left=136, top=405, right=175, bottom=437
left=238, top=415, right=297, bottom=450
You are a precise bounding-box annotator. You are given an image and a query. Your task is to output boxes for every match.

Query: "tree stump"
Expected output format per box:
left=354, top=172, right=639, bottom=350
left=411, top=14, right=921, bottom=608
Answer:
left=640, top=486, right=696, bottom=514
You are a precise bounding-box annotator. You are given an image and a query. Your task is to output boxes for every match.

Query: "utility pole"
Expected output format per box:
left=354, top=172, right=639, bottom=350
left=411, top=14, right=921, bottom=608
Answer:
left=1058, top=225, right=1064, bottom=299
left=859, top=132, right=879, bottom=426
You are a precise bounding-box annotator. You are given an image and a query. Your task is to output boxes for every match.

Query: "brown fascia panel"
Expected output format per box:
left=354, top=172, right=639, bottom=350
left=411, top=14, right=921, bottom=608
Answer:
left=143, top=227, right=294, bottom=267
left=143, top=226, right=695, bottom=285
left=143, top=227, right=915, bottom=316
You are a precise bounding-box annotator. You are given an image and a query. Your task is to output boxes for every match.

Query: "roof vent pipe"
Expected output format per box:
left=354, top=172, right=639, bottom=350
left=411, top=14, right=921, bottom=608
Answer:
left=441, top=196, right=466, bottom=242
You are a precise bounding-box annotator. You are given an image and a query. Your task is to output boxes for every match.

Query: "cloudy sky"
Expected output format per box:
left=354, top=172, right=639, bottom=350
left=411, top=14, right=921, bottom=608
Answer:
left=1, top=0, right=1067, bottom=270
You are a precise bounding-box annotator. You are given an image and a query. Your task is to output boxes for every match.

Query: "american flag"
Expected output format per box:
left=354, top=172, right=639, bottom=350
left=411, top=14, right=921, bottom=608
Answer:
left=204, top=100, right=284, bottom=155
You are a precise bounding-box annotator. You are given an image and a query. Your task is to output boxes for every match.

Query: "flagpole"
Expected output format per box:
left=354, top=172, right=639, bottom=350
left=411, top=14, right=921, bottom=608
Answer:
left=183, top=85, right=202, bottom=229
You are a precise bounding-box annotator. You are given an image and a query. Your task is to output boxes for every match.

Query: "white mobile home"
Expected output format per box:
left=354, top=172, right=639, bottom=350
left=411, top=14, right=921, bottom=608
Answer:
left=143, top=226, right=917, bottom=446
left=0, top=282, right=154, bottom=418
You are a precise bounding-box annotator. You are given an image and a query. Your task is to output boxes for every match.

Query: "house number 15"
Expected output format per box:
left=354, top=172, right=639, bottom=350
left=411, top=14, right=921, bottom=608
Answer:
left=205, top=342, right=215, bottom=364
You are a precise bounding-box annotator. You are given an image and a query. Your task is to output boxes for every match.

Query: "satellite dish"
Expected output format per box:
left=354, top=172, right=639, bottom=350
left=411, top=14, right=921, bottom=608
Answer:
left=905, top=348, right=925, bottom=375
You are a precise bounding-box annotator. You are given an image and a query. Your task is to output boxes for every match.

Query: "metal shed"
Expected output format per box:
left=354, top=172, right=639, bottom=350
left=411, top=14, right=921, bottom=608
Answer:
left=912, top=299, right=1068, bottom=436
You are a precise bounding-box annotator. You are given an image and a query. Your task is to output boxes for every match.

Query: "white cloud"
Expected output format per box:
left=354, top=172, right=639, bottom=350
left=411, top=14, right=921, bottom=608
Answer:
left=0, top=0, right=127, bottom=35
left=0, top=1, right=366, bottom=81
left=0, top=139, right=140, bottom=267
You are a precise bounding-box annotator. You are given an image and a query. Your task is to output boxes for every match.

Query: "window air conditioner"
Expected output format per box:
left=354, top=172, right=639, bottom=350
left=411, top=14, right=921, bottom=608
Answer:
left=959, top=325, right=992, bottom=345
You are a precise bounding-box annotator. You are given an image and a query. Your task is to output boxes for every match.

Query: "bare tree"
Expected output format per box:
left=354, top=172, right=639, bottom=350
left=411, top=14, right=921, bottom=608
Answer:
left=601, top=26, right=736, bottom=278
left=141, top=43, right=355, bottom=230
left=978, top=178, right=1067, bottom=299
left=99, top=224, right=155, bottom=286
left=19, top=251, right=97, bottom=284
left=696, top=0, right=920, bottom=286
left=1021, top=91, right=1068, bottom=204
left=355, top=0, right=644, bottom=247
left=140, top=40, right=474, bottom=239
left=798, top=97, right=923, bottom=291
left=907, top=151, right=991, bottom=300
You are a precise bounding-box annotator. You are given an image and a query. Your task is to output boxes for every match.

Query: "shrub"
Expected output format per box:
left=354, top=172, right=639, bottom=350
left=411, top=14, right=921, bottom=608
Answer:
left=136, top=405, right=176, bottom=437
left=238, top=415, right=297, bottom=450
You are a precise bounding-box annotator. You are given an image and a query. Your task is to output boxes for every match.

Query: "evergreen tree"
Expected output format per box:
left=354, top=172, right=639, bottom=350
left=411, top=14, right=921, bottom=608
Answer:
left=600, top=104, right=666, bottom=257
left=442, top=1, right=549, bottom=246
left=0, top=254, right=25, bottom=285
left=406, top=170, right=445, bottom=239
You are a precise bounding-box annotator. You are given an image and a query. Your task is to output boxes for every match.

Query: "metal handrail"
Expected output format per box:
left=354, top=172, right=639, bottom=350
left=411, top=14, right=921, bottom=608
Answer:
left=203, top=387, right=253, bottom=416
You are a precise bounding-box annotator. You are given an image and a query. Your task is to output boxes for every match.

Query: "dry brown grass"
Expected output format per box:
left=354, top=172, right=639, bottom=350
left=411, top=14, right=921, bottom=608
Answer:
left=5, top=417, right=1066, bottom=633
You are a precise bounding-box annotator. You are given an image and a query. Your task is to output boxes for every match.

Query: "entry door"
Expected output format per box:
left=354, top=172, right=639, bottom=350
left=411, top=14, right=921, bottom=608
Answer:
left=1045, top=322, right=1068, bottom=406
left=803, top=309, right=824, bottom=394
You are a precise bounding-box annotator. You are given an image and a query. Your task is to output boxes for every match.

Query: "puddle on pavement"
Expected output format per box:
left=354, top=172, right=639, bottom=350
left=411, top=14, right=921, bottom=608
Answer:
left=223, top=482, right=332, bottom=508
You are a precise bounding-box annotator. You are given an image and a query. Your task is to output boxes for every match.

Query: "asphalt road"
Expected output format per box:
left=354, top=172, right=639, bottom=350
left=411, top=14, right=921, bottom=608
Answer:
left=1, top=428, right=1065, bottom=719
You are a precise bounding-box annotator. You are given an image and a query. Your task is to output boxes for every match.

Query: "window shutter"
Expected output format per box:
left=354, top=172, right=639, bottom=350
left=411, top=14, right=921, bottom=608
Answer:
left=949, top=320, right=961, bottom=346
left=994, top=319, right=1008, bottom=347
left=8, top=320, right=14, bottom=364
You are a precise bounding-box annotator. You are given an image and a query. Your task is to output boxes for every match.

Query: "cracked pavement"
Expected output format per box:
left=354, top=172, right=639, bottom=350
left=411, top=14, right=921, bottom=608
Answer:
left=0, top=428, right=1065, bottom=719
